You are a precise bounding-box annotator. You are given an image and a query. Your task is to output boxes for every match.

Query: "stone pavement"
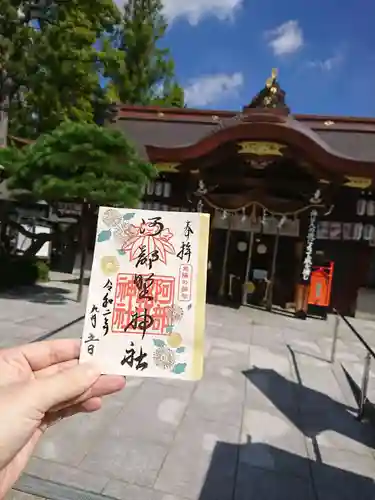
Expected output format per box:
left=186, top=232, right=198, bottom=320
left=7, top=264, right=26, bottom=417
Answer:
left=2, top=276, right=375, bottom=499
left=0, top=272, right=87, bottom=348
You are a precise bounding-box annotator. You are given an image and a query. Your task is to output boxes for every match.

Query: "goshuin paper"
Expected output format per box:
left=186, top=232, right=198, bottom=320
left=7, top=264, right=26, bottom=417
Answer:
left=79, top=207, right=210, bottom=380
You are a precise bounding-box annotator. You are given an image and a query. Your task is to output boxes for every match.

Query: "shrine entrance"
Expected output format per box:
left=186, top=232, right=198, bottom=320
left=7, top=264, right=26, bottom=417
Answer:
left=143, top=69, right=375, bottom=317
left=207, top=213, right=300, bottom=311
left=243, top=232, right=298, bottom=310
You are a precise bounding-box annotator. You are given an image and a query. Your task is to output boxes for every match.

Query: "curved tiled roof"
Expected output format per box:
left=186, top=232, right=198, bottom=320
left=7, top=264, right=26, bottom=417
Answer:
left=113, top=105, right=375, bottom=165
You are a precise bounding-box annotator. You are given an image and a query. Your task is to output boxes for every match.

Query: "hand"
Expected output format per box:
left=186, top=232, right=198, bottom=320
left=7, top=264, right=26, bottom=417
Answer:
left=0, top=339, right=125, bottom=498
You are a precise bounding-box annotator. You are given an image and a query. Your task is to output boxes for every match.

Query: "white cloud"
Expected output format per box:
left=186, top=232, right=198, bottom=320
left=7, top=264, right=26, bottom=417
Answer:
left=307, top=53, right=343, bottom=71
left=265, top=20, right=304, bottom=56
left=184, top=72, right=244, bottom=107
left=163, top=0, right=242, bottom=25
left=115, top=0, right=243, bottom=25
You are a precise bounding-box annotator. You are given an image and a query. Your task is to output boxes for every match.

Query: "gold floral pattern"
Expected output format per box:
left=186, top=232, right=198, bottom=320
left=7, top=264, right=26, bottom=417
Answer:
left=100, top=256, right=120, bottom=276
left=167, top=332, right=183, bottom=348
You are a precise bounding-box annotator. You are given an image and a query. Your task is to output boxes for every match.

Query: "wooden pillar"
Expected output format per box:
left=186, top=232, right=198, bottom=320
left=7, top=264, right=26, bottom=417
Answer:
left=266, top=228, right=280, bottom=311
left=206, top=207, right=215, bottom=302
left=77, top=200, right=89, bottom=303
left=219, top=216, right=232, bottom=298
left=242, top=230, right=255, bottom=305
left=294, top=283, right=309, bottom=318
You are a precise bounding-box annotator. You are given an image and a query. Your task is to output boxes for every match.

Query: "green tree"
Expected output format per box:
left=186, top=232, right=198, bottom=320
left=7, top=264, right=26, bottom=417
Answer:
left=0, top=1, right=39, bottom=143
left=1, top=0, right=121, bottom=139
left=105, top=0, right=184, bottom=107
left=0, top=120, right=157, bottom=256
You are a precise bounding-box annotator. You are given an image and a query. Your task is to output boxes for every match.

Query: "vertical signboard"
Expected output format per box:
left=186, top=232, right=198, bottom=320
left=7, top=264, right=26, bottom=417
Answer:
left=300, top=209, right=318, bottom=284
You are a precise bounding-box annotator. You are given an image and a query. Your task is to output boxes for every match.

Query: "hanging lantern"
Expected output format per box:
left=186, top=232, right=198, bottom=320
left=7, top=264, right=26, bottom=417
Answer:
left=221, top=210, right=228, bottom=220
left=353, top=223, right=364, bottom=240
left=163, top=181, right=172, bottom=198
left=154, top=181, right=163, bottom=196
left=363, top=224, right=375, bottom=241
left=366, top=200, right=375, bottom=217
left=356, top=199, right=367, bottom=216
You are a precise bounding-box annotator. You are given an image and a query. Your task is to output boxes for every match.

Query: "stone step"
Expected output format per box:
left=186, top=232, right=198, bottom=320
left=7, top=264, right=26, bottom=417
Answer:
left=10, top=475, right=117, bottom=500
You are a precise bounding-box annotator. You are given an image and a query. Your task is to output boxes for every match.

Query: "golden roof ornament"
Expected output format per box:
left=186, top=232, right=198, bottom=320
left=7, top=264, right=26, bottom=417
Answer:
left=246, top=67, right=289, bottom=112
left=266, top=68, right=278, bottom=88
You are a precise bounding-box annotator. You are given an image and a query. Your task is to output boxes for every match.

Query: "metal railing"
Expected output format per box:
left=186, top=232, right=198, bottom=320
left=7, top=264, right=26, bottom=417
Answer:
left=330, top=308, right=375, bottom=421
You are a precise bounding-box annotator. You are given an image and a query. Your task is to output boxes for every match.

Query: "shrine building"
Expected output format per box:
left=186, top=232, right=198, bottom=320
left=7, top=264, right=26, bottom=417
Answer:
left=108, top=70, right=375, bottom=319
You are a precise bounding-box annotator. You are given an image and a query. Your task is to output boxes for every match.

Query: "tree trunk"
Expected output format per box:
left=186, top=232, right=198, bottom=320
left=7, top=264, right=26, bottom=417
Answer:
left=5, top=217, right=77, bottom=258
left=5, top=218, right=50, bottom=257
left=76, top=201, right=89, bottom=303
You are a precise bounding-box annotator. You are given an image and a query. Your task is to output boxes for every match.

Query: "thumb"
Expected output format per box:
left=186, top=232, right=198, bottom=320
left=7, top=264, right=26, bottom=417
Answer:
left=31, top=362, right=101, bottom=413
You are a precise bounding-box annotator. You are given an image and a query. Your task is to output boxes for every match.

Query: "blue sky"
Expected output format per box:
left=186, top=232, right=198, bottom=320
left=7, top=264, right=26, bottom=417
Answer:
left=133, top=0, right=375, bottom=116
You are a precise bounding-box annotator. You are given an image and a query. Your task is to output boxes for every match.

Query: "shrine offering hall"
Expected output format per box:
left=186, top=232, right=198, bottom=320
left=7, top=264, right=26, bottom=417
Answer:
left=109, top=71, right=375, bottom=319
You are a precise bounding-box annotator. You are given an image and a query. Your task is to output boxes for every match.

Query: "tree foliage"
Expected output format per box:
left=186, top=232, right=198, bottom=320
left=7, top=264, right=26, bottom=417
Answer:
left=1, top=0, right=184, bottom=141
left=1, top=0, right=121, bottom=138
left=0, top=120, right=157, bottom=206
left=0, top=1, right=39, bottom=121
left=104, top=0, right=184, bottom=107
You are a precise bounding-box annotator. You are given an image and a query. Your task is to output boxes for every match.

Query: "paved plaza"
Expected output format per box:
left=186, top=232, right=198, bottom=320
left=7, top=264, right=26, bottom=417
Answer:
left=2, top=274, right=375, bottom=500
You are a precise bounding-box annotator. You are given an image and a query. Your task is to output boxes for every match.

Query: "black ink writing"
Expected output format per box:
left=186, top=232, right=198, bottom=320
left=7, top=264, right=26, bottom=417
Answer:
left=177, top=220, right=194, bottom=263
left=90, top=305, right=99, bottom=329
left=184, top=221, right=194, bottom=239
left=140, top=216, right=164, bottom=237
left=103, top=279, right=113, bottom=292
left=135, top=245, right=160, bottom=270
left=177, top=242, right=192, bottom=263
left=84, top=332, right=99, bottom=356
left=134, top=273, right=154, bottom=300
left=121, top=341, right=148, bottom=371
left=124, top=309, right=154, bottom=339
left=103, top=315, right=109, bottom=336
left=102, top=292, right=113, bottom=309
left=101, top=279, right=113, bottom=336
